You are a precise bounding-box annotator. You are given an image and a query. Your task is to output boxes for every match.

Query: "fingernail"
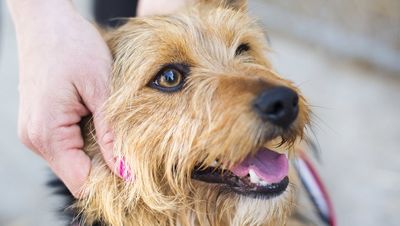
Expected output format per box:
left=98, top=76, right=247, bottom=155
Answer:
left=116, top=156, right=133, bottom=182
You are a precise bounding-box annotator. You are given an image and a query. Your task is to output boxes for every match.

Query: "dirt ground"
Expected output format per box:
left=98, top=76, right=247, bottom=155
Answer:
left=1, top=1, right=399, bottom=226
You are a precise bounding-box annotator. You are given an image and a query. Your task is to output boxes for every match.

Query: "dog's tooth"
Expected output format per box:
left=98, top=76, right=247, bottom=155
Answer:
left=248, top=169, right=271, bottom=186
left=258, top=180, right=269, bottom=186
left=210, top=161, right=218, bottom=167
left=249, top=169, right=260, bottom=183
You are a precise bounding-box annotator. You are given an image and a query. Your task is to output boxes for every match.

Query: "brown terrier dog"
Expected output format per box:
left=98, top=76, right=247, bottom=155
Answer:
left=58, top=0, right=315, bottom=225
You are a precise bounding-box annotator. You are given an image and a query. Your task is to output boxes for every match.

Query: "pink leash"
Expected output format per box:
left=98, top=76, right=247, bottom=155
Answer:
left=294, top=150, right=337, bottom=226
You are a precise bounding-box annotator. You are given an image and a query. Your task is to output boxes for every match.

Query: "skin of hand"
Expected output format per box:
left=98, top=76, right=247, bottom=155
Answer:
left=7, top=0, right=117, bottom=198
left=137, top=0, right=188, bottom=16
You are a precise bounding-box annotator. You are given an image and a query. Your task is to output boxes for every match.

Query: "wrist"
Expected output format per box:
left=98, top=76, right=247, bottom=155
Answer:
left=7, top=0, right=86, bottom=62
left=7, top=0, right=76, bottom=26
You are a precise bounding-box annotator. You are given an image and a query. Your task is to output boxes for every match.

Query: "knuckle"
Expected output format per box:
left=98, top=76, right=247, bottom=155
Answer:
left=27, top=127, right=45, bottom=150
left=18, top=118, right=48, bottom=153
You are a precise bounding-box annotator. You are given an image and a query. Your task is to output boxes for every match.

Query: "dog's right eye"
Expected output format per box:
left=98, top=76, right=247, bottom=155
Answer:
left=235, top=43, right=250, bottom=56
left=150, top=64, right=188, bottom=92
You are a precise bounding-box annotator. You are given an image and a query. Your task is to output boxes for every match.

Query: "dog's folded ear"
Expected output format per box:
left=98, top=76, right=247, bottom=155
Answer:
left=199, top=0, right=247, bottom=11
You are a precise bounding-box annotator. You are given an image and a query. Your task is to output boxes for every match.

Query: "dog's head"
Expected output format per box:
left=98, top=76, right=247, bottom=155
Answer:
left=87, top=0, right=310, bottom=225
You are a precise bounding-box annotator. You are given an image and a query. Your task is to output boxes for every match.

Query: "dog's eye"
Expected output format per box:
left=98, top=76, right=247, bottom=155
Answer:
left=151, top=65, right=188, bottom=92
left=157, top=69, right=182, bottom=87
left=235, top=43, right=250, bottom=56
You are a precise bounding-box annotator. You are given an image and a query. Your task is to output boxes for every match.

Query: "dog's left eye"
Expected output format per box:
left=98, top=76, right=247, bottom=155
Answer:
left=150, top=64, right=188, bottom=92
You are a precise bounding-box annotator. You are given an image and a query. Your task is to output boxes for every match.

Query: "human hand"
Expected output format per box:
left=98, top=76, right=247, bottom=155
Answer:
left=8, top=0, right=116, bottom=197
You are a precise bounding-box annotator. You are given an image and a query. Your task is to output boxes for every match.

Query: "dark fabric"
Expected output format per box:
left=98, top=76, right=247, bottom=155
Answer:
left=48, top=176, right=105, bottom=226
left=94, top=0, right=138, bottom=28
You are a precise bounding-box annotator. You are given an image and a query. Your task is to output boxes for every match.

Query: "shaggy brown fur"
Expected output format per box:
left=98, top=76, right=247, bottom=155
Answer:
left=73, top=0, right=312, bottom=225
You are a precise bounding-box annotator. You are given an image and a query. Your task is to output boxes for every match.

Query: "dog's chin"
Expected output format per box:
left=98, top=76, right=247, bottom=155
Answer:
left=191, top=147, right=289, bottom=199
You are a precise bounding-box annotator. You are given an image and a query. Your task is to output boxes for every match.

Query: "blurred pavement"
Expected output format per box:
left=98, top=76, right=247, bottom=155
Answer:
left=1, top=1, right=399, bottom=226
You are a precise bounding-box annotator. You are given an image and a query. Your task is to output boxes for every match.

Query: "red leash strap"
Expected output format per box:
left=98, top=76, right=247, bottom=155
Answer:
left=294, top=151, right=337, bottom=226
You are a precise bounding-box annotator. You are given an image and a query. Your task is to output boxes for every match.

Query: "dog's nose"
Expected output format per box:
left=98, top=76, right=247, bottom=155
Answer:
left=253, top=87, right=299, bottom=128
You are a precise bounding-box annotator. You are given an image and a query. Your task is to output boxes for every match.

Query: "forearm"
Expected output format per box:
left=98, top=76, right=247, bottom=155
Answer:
left=7, top=0, right=77, bottom=26
left=7, top=0, right=85, bottom=64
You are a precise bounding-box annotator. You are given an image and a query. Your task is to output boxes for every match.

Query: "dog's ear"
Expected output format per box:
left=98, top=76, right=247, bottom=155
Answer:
left=199, top=0, right=247, bottom=11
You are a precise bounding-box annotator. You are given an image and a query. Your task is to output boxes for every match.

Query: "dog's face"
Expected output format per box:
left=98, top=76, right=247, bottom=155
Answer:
left=98, top=0, right=310, bottom=225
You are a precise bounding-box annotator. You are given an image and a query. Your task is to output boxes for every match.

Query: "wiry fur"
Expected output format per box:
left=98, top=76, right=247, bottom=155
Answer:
left=70, top=1, right=311, bottom=225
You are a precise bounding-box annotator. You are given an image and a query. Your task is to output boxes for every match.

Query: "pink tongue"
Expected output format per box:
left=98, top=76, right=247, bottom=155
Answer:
left=230, top=147, right=288, bottom=184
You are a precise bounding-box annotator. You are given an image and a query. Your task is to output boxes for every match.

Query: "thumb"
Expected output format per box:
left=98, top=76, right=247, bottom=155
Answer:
left=40, top=103, right=92, bottom=198
left=75, top=77, right=123, bottom=178
left=92, top=113, right=132, bottom=181
left=92, top=108, right=117, bottom=173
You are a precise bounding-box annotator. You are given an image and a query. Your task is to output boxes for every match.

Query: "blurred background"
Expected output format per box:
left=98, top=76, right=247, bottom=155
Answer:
left=0, top=0, right=399, bottom=225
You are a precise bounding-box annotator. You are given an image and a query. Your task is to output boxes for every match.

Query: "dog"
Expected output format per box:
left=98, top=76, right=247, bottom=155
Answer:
left=51, top=0, right=326, bottom=225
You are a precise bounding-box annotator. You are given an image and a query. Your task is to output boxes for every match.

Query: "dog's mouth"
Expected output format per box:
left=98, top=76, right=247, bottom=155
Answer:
left=192, top=147, right=289, bottom=199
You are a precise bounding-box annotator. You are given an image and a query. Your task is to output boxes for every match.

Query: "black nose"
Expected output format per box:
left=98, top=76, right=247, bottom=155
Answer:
left=253, top=87, right=299, bottom=128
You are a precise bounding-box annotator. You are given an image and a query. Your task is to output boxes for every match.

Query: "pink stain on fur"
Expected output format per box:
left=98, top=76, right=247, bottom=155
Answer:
left=117, top=156, right=133, bottom=182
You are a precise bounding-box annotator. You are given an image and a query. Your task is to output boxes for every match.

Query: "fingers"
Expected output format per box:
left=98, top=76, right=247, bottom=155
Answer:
left=17, top=92, right=92, bottom=197
left=73, top=64, right=121, bottom=178
left=48, top=124, right=91, bottom=198
left=49, top=146, right=91, bottom=198
left=93, top=110, right=117, bottom=174
left=74, top=67, right=135, bottom=181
